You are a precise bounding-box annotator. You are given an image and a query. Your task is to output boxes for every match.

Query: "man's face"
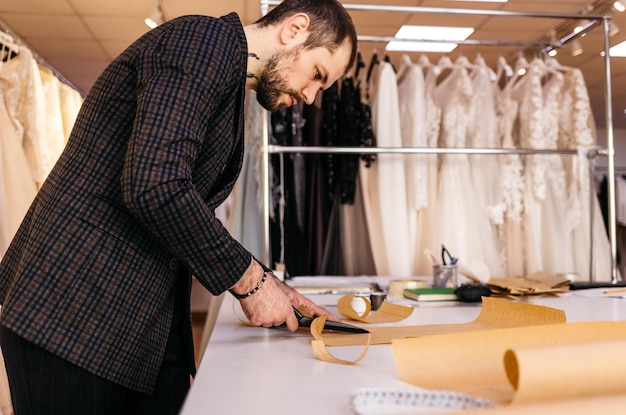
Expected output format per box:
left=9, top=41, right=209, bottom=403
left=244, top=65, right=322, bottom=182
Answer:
left=256, top=40, right=351, bottom=111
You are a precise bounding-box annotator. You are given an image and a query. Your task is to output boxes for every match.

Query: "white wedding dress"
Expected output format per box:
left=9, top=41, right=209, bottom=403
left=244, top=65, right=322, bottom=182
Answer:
left=558, top=67, right=613, bottom=281
left=0, top=47, right=42, bottom=257
left=433, top=64, right=503, bottom=276
left=360, top=61, right=412, bottom=276
left=514, top=59, right=575, bottom=275
left=495, top=75, right=525, bottom=277
left=396, top=55, right=429, bottom=275
left=412, top=56, right=442, bottom=276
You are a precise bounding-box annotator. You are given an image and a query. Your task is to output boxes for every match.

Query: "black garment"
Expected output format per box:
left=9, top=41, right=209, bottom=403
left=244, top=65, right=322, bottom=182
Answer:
left=303, top=97, right=327, bottom=275
left=337, top=77, right=361, bottom=204
left=269, top=106, right=309, bottom=276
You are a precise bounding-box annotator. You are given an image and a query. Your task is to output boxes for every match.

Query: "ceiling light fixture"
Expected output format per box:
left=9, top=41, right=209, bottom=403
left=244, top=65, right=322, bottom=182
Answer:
left=570, top=39, right=583, bottom=56
left=611, top=21, right=620, bottom=37
left=386, top=25, right=475, bottom=53
left=614, top=1, right=626, bottom=12
left=145, top=1, right=165, bottom=29
left=574, top=19, right=590, bottom=34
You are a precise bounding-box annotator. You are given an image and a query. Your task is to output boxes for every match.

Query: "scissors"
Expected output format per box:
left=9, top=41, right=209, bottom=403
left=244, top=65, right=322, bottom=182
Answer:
left=293, top=307, right=369, bottom=333
left=441, top=245, right=457, bottom=266
left=274, top=307, right=369, bottom=334
left=440, top=245, right=458, bottom=287
left=256, top=261, right=368, bottom=334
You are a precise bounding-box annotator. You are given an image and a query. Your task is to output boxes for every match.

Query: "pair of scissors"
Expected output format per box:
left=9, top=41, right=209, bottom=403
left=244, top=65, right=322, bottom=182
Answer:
left=274, top=307, right=369, bottom=334
left=293, top=307, right=369, bottom=333
left=441, top=245, right=457, bottom=266
left=257, top=261, right=368, bottom=334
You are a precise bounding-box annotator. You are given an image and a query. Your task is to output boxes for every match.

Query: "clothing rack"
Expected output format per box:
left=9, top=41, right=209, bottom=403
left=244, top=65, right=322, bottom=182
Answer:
left=259, top=1, right=618, bottom=284
left=267, top=146, right=599, bottom=156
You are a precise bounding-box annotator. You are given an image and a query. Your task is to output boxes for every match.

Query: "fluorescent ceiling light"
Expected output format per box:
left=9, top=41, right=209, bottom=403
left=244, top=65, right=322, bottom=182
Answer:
left=386, top=25, right=475, bottom=53
left=610, top=40, right=626, bottom=56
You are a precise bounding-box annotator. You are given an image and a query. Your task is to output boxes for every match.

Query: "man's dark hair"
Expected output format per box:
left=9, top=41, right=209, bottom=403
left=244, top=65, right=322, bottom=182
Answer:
left=256, top=0, right=358, bottom=72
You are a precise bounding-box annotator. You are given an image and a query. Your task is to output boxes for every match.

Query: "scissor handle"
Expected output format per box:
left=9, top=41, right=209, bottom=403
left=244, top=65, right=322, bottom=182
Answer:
left=441, top=245, right=453, bottom=265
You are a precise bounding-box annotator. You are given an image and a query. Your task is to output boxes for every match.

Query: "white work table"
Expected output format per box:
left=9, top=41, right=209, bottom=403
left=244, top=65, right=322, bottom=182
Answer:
left=180, top=279, right=626, bottom=415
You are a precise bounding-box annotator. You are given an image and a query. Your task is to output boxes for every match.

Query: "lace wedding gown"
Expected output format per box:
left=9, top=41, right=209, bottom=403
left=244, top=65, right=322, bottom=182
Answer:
left=514, top=59, right=575, bottom=275
left=396, top=55, right=429, bottom=275
left=0, top=47, right=42, bottom=256
left=558, top=67, right=612, bottom=280
left=467, top=61, right=504, bottom=276
left=434, top=64, right=503, bottom=276
left=495, top=77, right=525, bottom=277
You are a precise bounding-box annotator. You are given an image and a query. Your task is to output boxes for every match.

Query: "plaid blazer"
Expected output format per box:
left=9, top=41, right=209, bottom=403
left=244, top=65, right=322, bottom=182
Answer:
left=0, top=13, right=252, bottom=394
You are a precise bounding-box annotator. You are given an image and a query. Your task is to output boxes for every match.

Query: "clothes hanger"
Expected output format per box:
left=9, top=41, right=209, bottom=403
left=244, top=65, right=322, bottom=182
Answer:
left=473, top=52, right=498, bottom=82
left=504, top=53, right=530, bottom=89
left=384, top=54, right=397, bottom=73
left=454, top=54, right=480, bottom=77
left=436, top=54, right=456, bottom=83
left=531, top=55, right=561, bottom=85
left=366, top=49, right=380, bottom=84
left=437, top=54, right=455, bottom=70
left=495, top=54, right=514, bottom=81
left=0, top=30, right=19, bottom=62
left=395, top=54, right=413, bottom=83
left=354, top=51, right=366, bottom=81
left=544, top=55, right=570, bottom=72
left=417, top=53, right=441, bottom=77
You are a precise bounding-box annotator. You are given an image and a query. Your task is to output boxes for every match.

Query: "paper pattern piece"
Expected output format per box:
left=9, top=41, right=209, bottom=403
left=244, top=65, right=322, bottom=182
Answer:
left=488, top=272, right=570, bottom=296
left=309, top=315, right=371, bottom=365
left=316, top=297, right=565, bottom=347
left=392, top=321, right=626, bottom=404
left=447, top=393, right=626, bottom=415
left=337, top=294, right=414, bottom=323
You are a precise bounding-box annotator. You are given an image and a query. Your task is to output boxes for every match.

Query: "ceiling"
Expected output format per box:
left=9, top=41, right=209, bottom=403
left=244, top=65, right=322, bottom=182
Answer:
left=2, top=0, right=626, bottom=128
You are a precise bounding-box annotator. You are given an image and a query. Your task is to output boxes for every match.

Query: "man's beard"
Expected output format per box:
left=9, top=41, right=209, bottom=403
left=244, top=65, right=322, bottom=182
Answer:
left=256, top=47, right=301, bottom=111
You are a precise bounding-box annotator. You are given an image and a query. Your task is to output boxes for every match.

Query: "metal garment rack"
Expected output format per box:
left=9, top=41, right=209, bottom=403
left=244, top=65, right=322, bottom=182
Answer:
left=259, top=1, right=618, bottom=283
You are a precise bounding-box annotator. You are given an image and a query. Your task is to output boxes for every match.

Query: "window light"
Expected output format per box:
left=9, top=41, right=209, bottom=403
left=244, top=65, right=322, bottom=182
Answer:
left=609, top=40, right=626, bottom=56
left=386, top=25, right=475, bottom=53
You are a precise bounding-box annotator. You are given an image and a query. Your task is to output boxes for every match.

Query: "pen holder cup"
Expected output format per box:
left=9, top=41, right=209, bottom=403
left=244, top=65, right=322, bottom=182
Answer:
left=433, top=264, right=459, bottom=288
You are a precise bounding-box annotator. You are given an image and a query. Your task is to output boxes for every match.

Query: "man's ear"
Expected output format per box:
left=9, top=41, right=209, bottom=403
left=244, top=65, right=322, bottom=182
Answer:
left=279, top=13, right=310, bottom=46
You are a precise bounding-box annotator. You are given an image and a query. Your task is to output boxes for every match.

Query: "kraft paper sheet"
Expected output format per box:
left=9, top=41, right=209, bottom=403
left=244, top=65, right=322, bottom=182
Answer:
left=316, top=297, right=565, bottom=347
left=392, top=321, right=626, bottom=404
left=337, top=294, right=414, bottom=323
left=448, top=393, right=626, bottom=415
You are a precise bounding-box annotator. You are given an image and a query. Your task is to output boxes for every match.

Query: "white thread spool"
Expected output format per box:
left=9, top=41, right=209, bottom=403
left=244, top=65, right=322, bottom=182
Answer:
left=350, top=295, right=368, bottom=316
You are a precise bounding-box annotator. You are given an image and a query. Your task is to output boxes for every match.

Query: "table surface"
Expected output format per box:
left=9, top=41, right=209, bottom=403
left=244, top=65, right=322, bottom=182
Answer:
left=180, top=278, right=626, bottom=415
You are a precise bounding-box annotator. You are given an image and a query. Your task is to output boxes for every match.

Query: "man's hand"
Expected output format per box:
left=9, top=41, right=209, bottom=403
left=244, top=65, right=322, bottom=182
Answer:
left=233, top=261, right=336, bottom=331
